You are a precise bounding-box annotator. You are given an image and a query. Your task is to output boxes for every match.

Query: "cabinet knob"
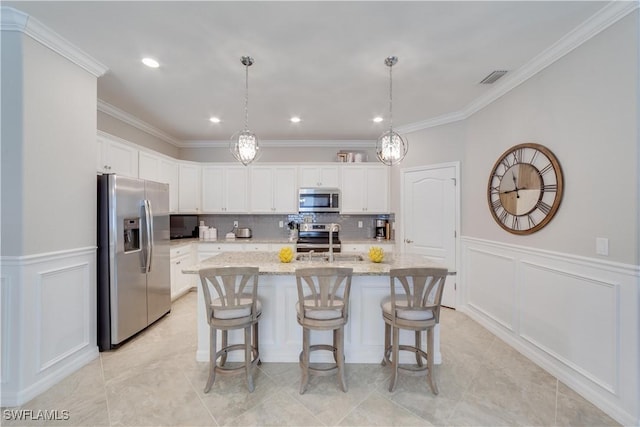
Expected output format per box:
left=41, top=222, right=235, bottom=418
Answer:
left=405, top=239, right=414, bottom=243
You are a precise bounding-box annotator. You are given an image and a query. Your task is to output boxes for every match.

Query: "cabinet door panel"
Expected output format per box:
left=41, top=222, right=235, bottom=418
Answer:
left=201, top=166, right=224, bottom=212
left=139, top=151, right=161, bottom=182
left=226, top=167, right=248, bottom=212
left=179, top=164, right=201, bottom=212
left=273, top=167, right=297, bottom=213
left=250, top=167, right=274, bottom=213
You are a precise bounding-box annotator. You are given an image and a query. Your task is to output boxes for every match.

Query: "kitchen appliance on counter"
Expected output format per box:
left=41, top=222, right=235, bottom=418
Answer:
left=296, top=223, right=341, bottom=253
left=235, top=227, right=252, bottom=238
left=97, top=174, right=171, bottom=351
left=298, top=188, right=340, bottom=213
left=375, top=219, right=390, bottom=240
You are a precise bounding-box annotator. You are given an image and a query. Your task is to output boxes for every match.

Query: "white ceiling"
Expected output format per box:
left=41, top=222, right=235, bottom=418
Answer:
left=6, top=1, right=613, bottom=144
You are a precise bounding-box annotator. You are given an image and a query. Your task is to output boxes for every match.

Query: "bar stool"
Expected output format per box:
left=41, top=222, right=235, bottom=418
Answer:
left=381, top=267, right=448, bottom=393
left=295, top=267, right=353, bottom=394
left=198, top=266, right=261, bottom=393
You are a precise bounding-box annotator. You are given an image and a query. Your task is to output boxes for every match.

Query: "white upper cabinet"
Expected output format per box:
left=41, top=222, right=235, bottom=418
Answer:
left=340, top=164, right=389, bottom=214
left=97, top=134, right=139, bottom=177
left=178, top=163, right=201, bottom=213
left=201, top=165, right=248, bottom=213
left=298, top=165, right=340, bottom=188
left=159, top=158, right=179, bottom=213
left=250, top=165, right=298, bottom=213
left=138, top=150, right=162, bottom=182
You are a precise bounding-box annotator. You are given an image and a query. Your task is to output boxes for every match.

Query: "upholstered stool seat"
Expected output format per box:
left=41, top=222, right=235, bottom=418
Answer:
left=381, top=267, right=447, bottom=393
left=295, top=267, right=353, bottom=394
left=199, top=267, right=261, bottom=393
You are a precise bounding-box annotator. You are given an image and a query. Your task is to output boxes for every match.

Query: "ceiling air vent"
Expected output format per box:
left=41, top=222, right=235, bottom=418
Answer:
left=479, top=70, right=508, bottom=84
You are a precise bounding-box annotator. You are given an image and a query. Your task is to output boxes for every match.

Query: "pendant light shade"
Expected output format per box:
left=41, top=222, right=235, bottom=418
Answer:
left=376, top=56, right=408, bottom=166
left=230, top=56, right=260, bottom=165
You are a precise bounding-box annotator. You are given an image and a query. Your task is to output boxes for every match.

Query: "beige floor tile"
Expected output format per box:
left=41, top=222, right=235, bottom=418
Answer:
left=337, top=390, right=433, bottom=426
left=105, top=366, right=213, bottom=426
left=224, top=390, right=322, bottom=426
left=555, top=382, right=621, bottom=427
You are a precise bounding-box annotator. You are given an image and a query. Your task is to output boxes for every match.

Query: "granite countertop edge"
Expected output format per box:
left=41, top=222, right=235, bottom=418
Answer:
left=182, top=251, right=440, bottom=276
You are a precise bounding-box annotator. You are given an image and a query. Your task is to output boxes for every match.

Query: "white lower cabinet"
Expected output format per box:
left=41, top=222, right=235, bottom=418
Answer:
left=170, top=245, right=195, bottom=300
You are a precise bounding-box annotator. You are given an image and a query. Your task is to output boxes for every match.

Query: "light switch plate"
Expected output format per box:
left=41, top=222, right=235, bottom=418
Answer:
left=279, top=221, right=284, bottom=228
left=596, top=237, right=609, bottom=256
left=358, top=221, right=363, bottom=228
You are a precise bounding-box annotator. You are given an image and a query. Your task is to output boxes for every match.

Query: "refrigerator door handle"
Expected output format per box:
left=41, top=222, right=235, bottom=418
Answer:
left=145, top=199, right=154, bottom=272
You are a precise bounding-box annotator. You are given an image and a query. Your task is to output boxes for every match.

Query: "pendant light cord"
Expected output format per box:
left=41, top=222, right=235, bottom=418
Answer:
left=388, top=62, right=393, bottom=131
left=244, top=63, right=250, bottom=131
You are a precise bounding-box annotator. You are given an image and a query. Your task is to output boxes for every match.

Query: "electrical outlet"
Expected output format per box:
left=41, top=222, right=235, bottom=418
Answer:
left=279, top=221, right=284, bottom=228
left=596, top=237, right=609, bottom=256
left=233, top=220, right=239, bottom=228
left=358, top=221, right=363, bottom=228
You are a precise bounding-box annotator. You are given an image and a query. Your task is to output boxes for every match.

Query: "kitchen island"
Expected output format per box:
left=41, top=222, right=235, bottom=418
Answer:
left=183, top=251, right=446, bottom=364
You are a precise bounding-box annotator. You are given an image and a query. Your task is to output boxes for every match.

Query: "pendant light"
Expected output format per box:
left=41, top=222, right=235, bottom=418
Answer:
left=230, top=56, right=260, bottom=165
left=376, top=56, right=408, bottom=166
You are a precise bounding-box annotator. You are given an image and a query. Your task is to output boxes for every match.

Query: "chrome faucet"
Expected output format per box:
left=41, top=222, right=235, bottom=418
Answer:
left=307, top=250, right=315, bottom=262
left=328, top=223, right=339, bottom=263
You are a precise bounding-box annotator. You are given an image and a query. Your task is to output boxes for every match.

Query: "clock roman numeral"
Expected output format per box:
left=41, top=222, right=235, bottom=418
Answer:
left=539, top=163, right=553, bottom=175
left=536, top=200, right=552, bottom=215
left=489, top=186, right=501, bottom=195
left=542, top=184, right=558, bottom=192
left=491, top=199, right=502, bottom=210
left=527, top=214, right=537, bottom=228
left=512, top=216, right=520, bottom=230
left=499, top=210, right=508, bottom=224
left=512, top=148, right=523, bottom=165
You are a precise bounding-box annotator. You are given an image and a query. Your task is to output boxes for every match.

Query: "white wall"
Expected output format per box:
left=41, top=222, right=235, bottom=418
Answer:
left=1, top=29, right=99, bottom=407
left=463, top=12, right=638, bottom=265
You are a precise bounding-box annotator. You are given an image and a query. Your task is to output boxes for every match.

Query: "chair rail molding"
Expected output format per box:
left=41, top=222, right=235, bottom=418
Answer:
left=458, top=236, right=639, bottom=427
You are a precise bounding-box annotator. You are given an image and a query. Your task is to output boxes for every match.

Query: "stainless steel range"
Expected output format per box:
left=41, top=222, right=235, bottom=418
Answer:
left=296, top=223, right=341, bottom=253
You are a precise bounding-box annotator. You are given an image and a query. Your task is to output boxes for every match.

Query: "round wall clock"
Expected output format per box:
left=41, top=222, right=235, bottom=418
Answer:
left=487, top=143, right=564, bottom=235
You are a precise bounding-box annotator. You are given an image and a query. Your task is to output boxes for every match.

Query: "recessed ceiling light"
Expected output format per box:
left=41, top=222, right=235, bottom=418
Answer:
left=142, top=57, right=159, bottom=68
left=373, top=117, right=384, bottom=123
left=290, top=116, right=301, bottom=123
left=209, top=117, right=221, bottom=123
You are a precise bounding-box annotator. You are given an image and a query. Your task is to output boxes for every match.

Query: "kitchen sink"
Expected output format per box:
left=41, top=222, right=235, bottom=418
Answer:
left=295, top=253, right=365, bottom=262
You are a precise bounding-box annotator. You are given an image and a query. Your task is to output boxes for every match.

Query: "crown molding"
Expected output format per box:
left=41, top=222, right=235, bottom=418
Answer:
left=181, top=139, right=375, bottom=149
left=401, top=0, right=639, bottom=134
left=97, top=100, right=184, bottom=147
left=1, top=7, right=108, bottom=77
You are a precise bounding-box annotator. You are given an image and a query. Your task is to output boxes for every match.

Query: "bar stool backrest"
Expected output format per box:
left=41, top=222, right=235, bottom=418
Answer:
left=389, top=267, right=448, bottom=324
left=199, top=267, right=260, bottom=325
left=295, top=267, right=353, bottom=321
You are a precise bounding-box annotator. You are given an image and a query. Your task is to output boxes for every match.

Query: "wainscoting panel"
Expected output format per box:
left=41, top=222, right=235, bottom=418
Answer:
left=519, top=261, right=618, bottom=393
left=38, top=262, right=91, bottom=372
left=460, top=237, right=639, bottom=426
left=0, top=248, right=98, bottom=407
left=466, top=247, right=516, bottom=331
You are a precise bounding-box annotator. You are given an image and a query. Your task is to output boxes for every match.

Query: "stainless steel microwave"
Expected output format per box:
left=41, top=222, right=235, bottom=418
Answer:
left=298, top=188, right=340, bottom=213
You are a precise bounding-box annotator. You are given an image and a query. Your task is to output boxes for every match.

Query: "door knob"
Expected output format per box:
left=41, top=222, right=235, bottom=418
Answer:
left=405, top=239, right=414, bottom=243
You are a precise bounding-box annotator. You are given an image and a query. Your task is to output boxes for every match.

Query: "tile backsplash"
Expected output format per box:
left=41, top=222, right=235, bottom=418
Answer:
left=196, top=213, right=394, bottom=241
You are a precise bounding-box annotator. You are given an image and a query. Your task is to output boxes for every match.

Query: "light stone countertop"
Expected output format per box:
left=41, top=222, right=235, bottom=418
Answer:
left=182, top=251, right=444, bottom=276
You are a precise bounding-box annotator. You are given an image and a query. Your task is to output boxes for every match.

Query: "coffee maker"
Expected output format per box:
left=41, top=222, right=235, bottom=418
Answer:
left=375, top=219, right=389, bottom=240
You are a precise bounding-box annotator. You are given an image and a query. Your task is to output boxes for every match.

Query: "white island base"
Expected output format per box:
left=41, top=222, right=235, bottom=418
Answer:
left=188, top=252, right=443, bottom=365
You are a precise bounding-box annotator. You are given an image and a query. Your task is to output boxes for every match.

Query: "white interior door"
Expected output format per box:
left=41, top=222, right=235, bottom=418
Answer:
left=402, top=163, right=458, bottom=308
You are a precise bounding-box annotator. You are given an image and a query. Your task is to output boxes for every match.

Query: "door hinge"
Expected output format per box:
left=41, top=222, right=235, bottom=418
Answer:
left=455, top=282, right=457, bottom=290
left=454, top=230, right=457, bottom=238
left=451, top=178, right=457, bottom=186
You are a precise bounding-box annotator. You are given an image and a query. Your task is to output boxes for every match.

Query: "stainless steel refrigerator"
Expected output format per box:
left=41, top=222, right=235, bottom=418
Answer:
left=97, top=174, right=171, bottom=350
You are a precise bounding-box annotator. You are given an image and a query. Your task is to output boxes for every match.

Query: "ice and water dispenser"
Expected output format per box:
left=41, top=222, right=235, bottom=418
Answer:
left=123, top=218, right=141, bottom=252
